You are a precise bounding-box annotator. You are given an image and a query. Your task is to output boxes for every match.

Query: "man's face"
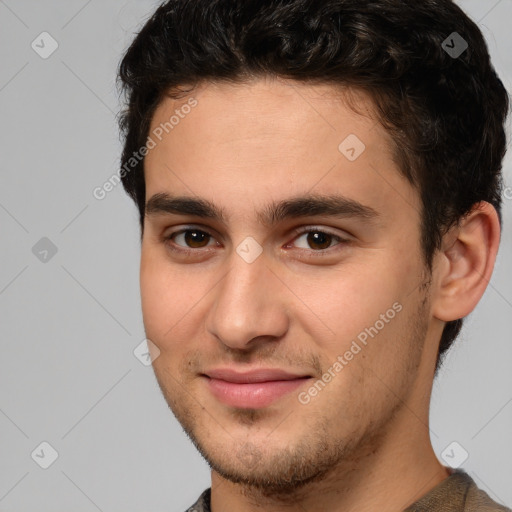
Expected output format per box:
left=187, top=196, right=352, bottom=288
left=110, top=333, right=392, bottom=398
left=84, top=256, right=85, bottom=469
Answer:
left=140, top=78, right=438, bottom=492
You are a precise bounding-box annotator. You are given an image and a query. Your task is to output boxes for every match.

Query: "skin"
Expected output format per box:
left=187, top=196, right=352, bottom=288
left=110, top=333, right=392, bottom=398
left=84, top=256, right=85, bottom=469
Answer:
left=140, top=76, right=500, bottom=512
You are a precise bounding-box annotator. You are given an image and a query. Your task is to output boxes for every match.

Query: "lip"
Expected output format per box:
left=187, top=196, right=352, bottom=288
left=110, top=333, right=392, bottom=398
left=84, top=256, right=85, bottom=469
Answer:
left=202, top=368, right=312, bottom=408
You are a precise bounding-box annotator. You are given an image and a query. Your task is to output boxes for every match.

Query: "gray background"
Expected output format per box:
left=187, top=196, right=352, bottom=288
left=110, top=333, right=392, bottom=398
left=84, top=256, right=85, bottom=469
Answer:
left=0, top=1, right=511, bottom=511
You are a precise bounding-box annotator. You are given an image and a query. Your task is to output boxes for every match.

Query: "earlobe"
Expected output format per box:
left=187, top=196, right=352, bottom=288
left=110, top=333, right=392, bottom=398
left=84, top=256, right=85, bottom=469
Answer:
left=431, top=201, right=501, bottom=322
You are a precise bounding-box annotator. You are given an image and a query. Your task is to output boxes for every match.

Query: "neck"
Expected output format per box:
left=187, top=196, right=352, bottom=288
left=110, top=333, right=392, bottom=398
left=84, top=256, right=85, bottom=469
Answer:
left=210, top=353, right=450, bottom=512
left=211, top=414, right=450, bottom=512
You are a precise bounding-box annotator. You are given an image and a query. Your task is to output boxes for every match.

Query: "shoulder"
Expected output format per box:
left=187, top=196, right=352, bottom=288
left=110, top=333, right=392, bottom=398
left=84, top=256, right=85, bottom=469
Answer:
left=405, top=469, right=511, bottom=512
left=463, top=477, right=511, bottom=512
left=184, top=488, right=211, bottom=512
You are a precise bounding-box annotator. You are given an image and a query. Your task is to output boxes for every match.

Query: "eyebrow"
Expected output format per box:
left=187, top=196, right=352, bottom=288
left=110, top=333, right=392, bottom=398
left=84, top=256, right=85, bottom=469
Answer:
left=145, top=192, right=381, bottom=227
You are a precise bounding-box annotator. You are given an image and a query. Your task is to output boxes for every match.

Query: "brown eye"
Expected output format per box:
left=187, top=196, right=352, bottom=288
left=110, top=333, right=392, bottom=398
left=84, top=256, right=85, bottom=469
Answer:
left=167, top=229, right=215, bottom=250
left=304, top=231, right=333, bottom=250
left=292, top=228, right=347, bottom=252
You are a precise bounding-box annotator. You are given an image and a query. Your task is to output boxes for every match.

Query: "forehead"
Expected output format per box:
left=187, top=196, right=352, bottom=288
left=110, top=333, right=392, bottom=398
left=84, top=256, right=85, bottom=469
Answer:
left=143, top=78, right=418, bottom=227
left=149, top=77, right=387, bottom=148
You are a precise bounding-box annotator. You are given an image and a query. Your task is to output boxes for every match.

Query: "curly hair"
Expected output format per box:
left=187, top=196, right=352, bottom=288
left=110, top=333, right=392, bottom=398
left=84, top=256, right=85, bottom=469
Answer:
left=117, top=0, right=509, bottom=375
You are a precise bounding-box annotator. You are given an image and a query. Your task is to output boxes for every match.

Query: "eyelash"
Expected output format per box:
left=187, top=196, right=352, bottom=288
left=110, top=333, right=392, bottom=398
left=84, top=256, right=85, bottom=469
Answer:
left=163, top=226, right=349, bottom=258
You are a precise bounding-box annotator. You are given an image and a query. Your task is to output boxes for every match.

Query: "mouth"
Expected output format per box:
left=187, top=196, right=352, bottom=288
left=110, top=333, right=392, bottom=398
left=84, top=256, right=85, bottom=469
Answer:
left=201, top=368, right=313, bottom=409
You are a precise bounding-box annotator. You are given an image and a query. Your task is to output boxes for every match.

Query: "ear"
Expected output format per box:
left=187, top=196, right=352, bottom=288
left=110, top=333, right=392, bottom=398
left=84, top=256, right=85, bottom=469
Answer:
left=431, top=201, right=501, bottom=322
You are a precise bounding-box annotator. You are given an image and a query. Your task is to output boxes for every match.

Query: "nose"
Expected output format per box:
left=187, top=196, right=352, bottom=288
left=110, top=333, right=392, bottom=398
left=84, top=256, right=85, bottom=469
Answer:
left=205, top=248, right=290, bottom=351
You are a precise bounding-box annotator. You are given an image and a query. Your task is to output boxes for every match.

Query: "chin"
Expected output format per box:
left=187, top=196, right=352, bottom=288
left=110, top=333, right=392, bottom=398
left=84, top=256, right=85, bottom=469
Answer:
left=185, top=425, right=353, bottom=498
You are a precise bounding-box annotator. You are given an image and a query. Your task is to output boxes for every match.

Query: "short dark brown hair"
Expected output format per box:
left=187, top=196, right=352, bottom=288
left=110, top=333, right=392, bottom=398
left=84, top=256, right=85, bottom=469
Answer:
left=117, top=0, right=509, bottom=375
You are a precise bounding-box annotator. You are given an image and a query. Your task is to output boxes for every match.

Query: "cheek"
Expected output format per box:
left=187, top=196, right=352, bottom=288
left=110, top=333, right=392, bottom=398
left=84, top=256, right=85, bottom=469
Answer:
left=140, top=250, right=211, bottom=344
left=140, top=250, right=181, bottom=342
left=288, top=260, right=405, bottom=354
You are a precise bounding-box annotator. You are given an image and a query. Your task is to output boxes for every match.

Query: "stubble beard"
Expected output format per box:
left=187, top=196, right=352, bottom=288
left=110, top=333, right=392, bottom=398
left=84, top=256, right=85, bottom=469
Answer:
left=151, top=281, right=432, bottom=500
